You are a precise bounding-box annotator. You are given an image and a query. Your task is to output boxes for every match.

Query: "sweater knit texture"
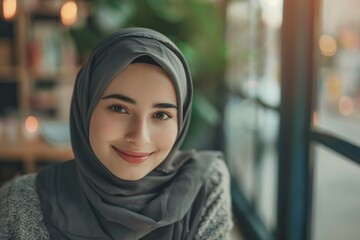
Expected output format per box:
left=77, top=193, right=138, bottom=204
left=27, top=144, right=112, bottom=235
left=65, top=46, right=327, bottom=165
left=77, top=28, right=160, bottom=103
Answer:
left=0, top=159, right=232, bottom=240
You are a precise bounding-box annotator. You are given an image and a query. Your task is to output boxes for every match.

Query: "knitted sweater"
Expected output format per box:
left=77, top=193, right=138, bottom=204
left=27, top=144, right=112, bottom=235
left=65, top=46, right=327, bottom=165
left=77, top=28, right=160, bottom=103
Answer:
left=0, top=159, right=233, bottom=240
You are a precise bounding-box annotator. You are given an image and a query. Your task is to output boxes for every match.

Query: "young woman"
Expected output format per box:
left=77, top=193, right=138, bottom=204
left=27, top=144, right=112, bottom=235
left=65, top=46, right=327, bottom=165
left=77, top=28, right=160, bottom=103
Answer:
left=0, top=27, right=233, bottom=240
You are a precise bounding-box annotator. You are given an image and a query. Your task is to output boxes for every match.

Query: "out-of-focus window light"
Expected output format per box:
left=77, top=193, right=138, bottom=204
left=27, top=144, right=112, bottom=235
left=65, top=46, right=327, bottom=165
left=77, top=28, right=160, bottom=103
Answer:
left=260, top=0, right=283, bottom=29
left=319, top=34, right=337, bottom=57
left=340, top=30, right=360, bottom=52
left=60, top=1, right=77, bottom=26
left=2, top=0, right=17, bottom=21
left=326, top=71, right=341, bottom=100
left=338, top=96, right=354, bottom=116
left=313, top=111, right=319, bottom=126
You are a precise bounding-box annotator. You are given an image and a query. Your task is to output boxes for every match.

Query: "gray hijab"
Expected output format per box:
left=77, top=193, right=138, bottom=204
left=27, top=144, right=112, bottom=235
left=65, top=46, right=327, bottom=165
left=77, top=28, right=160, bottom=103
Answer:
left=36, top=27, right=219, bottom=240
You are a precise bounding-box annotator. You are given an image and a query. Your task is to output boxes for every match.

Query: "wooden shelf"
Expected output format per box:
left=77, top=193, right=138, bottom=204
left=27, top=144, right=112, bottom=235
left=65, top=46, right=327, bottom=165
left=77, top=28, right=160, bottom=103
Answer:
left=0, top=66, right=16, bottom=80
left=0, top=1, right=80, bottom=179
left=30, top=6, right=61, bottom=18
left=0, top=66, right=80, bottom=81
left=0, top=132, right=73, bottom=173
left=30, top=66, right=80, bottom=81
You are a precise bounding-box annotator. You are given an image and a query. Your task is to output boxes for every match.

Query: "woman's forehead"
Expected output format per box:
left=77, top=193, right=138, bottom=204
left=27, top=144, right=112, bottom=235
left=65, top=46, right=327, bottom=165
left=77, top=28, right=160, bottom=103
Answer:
left=104, top=64, right=175, bottom=95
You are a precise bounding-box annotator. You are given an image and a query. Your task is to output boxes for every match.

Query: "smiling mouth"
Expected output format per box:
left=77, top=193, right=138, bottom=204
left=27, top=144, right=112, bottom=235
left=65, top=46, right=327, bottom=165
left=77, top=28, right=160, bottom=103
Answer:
left=112, top=146, right=152, bottom=164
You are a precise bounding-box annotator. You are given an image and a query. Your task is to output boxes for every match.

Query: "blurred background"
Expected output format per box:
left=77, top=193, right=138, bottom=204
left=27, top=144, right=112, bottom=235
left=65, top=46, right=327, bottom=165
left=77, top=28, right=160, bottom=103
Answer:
left=0, top=0, right=359, bottom=240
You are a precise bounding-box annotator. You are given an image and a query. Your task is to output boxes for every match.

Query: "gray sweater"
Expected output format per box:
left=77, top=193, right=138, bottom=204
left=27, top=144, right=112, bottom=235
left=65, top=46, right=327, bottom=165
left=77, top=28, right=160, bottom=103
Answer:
left=0, top=159, right=233, bottom=240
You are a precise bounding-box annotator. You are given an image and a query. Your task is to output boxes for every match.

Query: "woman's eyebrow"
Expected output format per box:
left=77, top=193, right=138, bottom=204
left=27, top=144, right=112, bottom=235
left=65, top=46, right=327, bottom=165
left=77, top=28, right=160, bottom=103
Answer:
left=102, top=94, right=136, bottom=104
left=101, top=94, right=177, bottom=109
left=153, top=103, right=178, bottom=109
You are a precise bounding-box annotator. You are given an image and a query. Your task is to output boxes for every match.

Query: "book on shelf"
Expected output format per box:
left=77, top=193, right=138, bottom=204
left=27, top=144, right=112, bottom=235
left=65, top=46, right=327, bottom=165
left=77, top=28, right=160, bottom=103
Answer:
left=28, top=21, right=78, bottom=78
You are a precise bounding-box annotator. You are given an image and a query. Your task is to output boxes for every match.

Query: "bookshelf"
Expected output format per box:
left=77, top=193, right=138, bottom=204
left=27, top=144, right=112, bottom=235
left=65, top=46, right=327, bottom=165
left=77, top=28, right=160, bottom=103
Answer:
left=0, top=1, right=82, bottom=180
left=0, top=1, right=81, bottom=118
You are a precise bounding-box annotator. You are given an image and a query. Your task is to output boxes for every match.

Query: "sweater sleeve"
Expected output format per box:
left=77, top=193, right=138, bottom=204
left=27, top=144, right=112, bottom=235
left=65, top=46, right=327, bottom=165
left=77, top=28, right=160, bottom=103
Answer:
left=0, top=174, right=49, bottom=240
left=0, top=177, right=15, bottom=239
left=194, top=158, right=234, bottom=240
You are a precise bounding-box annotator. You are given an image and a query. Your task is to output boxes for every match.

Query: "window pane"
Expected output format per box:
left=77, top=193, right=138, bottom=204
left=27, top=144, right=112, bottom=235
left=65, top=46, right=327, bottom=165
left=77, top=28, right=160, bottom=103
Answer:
left=224, top=96, right=257, bottom=201
left=256, top=107, right=279, bottom=230
left=224, top=98, right=279, bottom=230
left=311, top=144, right=360, bottom=240
left=225, top=0, right=281, bottom=105
left=225, top=0, right=282, bottom=232
left=315, top=0, right=360, bottom=145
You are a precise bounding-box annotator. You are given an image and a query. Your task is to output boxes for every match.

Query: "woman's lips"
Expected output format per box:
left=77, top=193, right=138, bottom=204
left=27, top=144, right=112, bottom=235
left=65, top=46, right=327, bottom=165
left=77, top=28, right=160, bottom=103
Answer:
left=112, top=146, right=152, bottom=164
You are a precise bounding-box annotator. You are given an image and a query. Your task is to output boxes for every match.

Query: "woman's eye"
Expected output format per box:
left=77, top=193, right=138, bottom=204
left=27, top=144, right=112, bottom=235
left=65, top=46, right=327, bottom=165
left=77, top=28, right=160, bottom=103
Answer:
left=108, top=105, right=127, bottom=113
left=154, top=112, right=171, bottom=120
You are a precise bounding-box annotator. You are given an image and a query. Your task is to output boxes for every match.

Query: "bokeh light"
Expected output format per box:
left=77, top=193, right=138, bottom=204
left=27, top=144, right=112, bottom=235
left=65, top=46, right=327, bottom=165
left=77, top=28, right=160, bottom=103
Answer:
left=61, top=1, right=77, bottom=26
left=2, top=0, right=17, bottom=21
left=340, top=30, right=360, bottom=52
left=338, top=96, right=354, bottom=116
left=25, top=115, right=39, bottom=133
left=319, top=34, right=337, bottom=57
left=313, top=111, right=319, bottom=126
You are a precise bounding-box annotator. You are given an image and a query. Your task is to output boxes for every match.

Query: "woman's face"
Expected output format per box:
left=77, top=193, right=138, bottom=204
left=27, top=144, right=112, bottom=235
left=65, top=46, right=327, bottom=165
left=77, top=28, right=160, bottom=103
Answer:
left=89, top=63, right=178, bottom=181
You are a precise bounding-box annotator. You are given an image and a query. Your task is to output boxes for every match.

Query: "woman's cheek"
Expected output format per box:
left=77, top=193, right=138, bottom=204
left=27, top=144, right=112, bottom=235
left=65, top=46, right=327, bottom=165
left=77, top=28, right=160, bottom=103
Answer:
left=157, top=124, right=178, bottom=149
left=101, top=119, right=126, bottom=141
left=90, top=111, right=122, bottom=141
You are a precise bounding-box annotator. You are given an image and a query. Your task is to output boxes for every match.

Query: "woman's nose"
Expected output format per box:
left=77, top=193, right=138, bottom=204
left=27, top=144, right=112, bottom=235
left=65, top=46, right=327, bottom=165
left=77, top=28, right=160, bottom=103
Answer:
left=125, top=117, right=150, bottom=146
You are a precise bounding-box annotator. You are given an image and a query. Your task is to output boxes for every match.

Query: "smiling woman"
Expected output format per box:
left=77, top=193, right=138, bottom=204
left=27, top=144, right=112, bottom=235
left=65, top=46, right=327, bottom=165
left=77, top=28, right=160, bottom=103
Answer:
left=0, top=27, right=233, bottom=240
left=89, top=63, right=179, bottom=180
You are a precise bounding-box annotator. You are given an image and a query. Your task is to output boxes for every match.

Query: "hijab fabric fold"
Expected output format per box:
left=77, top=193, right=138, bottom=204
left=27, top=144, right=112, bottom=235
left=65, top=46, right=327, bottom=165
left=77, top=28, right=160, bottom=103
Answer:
left=36, top=27, right=218, bottom=240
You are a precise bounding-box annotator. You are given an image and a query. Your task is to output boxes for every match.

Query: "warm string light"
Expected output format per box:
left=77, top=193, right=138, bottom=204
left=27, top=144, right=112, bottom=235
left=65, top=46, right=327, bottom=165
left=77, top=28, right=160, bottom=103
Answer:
left=23, top=115, right=40, bottom=139
left=25, top=115, right=39, bottom=133
left=61, top=1, right=77, bottom=26
left=319, top=34, right=337, bottom=57
left=2, top=0, right=17, bottom=21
